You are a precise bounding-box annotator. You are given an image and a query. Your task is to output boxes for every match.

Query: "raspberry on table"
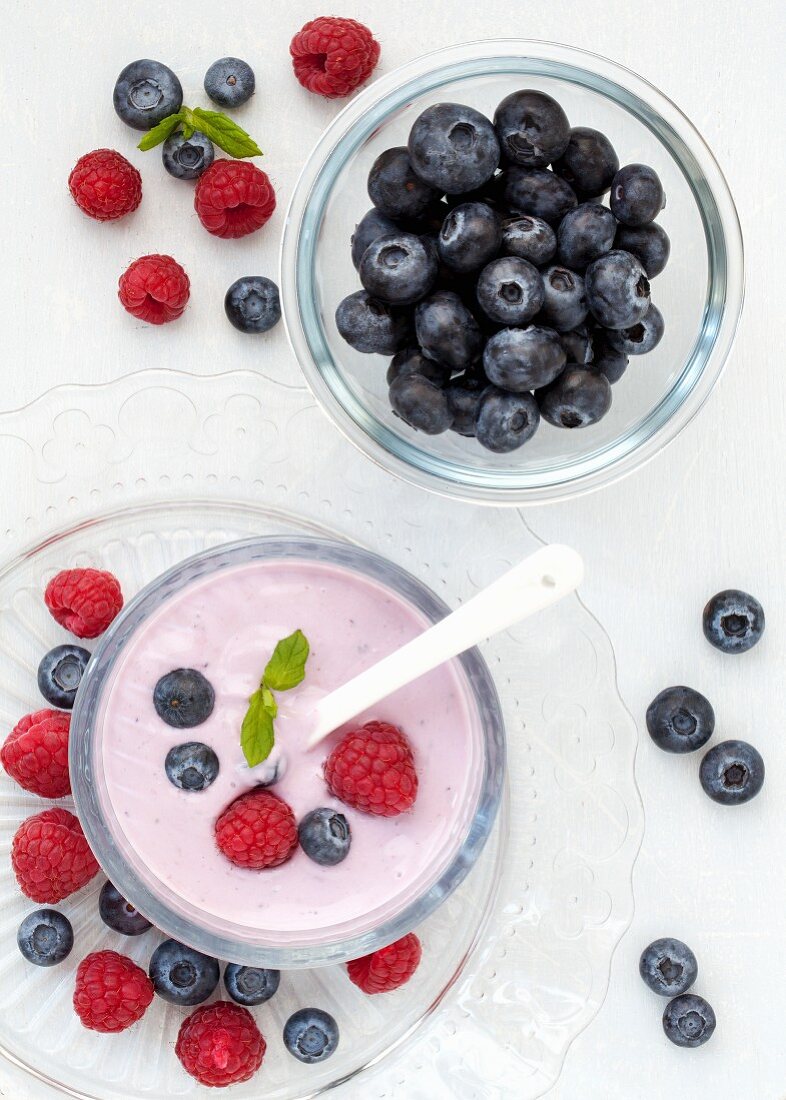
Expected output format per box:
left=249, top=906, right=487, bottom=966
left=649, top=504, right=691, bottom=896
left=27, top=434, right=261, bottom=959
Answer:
left=176, top=1001, right=266, bottom=1087
left=347, top=932, right=422, bottom=994
left=12, top=808, right=99, bottom=903
left=290, top=16, right=380, bottom=99
left=194, top=160, right=276, bottom=239
left=118, top=255, right=190, bottom=326
left=45, top=568, right=123, bottom=638
left=73, top=950, right=154, bottom=1033
left=215, top=789, right=298, bottom=870
left=1, top=709, right=71, bottom=798
left=68, top=149, right=142, bottom=222
left=324, top=720, right=418, bottom=816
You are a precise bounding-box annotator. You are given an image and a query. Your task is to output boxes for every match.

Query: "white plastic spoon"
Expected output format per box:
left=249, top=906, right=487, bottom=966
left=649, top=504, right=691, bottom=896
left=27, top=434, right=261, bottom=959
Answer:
left=305, top=544, right=584, bottom=749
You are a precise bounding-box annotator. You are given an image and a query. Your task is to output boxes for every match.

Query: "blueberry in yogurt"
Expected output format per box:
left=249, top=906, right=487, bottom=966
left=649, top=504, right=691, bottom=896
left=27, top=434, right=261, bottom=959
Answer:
left=153, top=669, right=215, bottom=728
left=298, top=808, right=352, bottom=866
left=165, top=742, right=220, bottom=791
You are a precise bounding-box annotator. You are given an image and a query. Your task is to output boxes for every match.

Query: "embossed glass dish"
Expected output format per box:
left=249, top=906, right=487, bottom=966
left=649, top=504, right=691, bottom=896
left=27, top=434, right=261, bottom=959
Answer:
left=281, top=39, right=743, bottom=504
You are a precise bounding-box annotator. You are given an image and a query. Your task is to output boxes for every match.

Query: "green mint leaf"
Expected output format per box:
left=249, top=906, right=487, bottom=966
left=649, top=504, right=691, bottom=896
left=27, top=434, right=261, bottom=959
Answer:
left=241, top=688, right=276, bottom=767
left=263, top=629, right=310, bottom=692
left=262, top=686, right=278, bottom=717
left=137, top=112, right=183, bottom=151
left=191, top=107, right=263, bottom=158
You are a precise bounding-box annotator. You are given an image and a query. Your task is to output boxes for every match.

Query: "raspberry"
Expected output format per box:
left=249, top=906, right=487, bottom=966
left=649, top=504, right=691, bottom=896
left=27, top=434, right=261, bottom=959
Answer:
left=194, top=160, right=276, bottom=239
left=118, top=254, right=190, bottom=325
left=215, top=789, right=298, bottom=870
left=45, top=568, right=123, bottom=639
left=324, top=720, right=418, bottom=816
left=347, top=932, right=422, bottom=994
left=68, top=149, right=142, bottom=221
left=176, top=1001, right=266, bottom=1087
left=1, top=709, right=71, bottom=798
left=12, top=808, right=99, bottom=903
left=74, top=950, right=154, bottom=1033
left=290, top=17, right=380, bottom=99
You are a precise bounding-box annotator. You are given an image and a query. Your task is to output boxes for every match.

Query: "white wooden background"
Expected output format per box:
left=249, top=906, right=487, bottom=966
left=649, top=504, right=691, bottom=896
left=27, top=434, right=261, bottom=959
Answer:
left=3, top=1, right=785, bottom=1096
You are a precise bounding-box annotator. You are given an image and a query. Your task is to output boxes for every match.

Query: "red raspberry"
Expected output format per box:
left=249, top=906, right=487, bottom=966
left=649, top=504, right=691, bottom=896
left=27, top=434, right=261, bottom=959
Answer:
left=347, top=932, right=422, bottom=994
left=176, top=1001, right=266, bottom=1087
left=215, top=789, right=298, bottom=870
left=194, top=160, right=276, bottom=239
left=1, top=709, right=71, bottom=798
left=290, top=17, right=380, bottom=99
left=12, top=808, right=99, bottom=903
left=74, top=950, right=154, bottom=1033
left=45, top=568, right=123, bottom=638
left=118, top=254, right=190, bottom=325
left=68, top=149, right=142, bottom=221
left=324, top=720, right=417, bottom=816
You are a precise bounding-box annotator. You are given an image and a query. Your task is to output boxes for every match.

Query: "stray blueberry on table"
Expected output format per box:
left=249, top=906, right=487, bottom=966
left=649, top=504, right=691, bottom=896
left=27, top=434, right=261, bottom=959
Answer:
left=37, top=644, right=90, bottom=709
left=538, top=367, right=612, bottom=429
left=493, top=89, right=570, bottom=168
left=336, top=291, right=413, bottom=355
left=283, top=1008, right=339, bottom=1064
left=502, top=215, right=557, bottom=265
left=699, top=740, right=765, bottom=806
left=438, top=202, right=502, bottom=274
left=298, top=808, right=352, bottom=866
left=537, top=266, right=588, bottom=332
left=17, top=909, right=73, bottom=967
left=162, top=131, right=214, bottom=180
left=367, top=147, right=440, bottom=220
left=389, top=374, right=453, bottom=435
left=483, top=326, right=566, bottom=392
left=359, top=232, right=438, bottom=305
left=662, top=993, right=716, bottom=1048
left=224, top=964, right=280, bottom=1006
left=204, top=57, right=255, bottom=108
left=557, top=202, right=618, bottom=271
left=149, top=939, right=220, bottom=1006
left=553, top=126, right=619, bottom=198
left=165, top=742, right=220, bottom=792
left=640, top=938, right=698, bottom=997
left=475, top=388, right=540, bottom=453
left=408, top=103, right=500, bottom=194
left=476, top=256, right=544, bottom=326
left=702, top=589, right=765, bottom=654
left=351, top=208, right=399, bottom=269
left=225, top=277, right=281, bottom=335
left=153, top=669, right=215, bottom=729
left=606, top=303, right=664, bottom=356
left=113, top=59, right=183, bottom=130
left=614, top=222, right=671, bottom=278
left=415, top=290, right=483, bottom=371
left=99, top=881, right=153, bottom=936
left=504, top=166, right=578, bottom=226
left=610, top=164, right=665, bottom=226
left=646, top=686, right=715, bottom=754
left=585, top=250, right=650, bottom=329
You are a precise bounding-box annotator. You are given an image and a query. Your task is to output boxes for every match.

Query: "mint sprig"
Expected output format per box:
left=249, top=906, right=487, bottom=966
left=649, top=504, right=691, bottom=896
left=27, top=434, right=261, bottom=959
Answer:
left=137, top=105, right=263, bottom=159
left=241, top=630, right=310, bottom=767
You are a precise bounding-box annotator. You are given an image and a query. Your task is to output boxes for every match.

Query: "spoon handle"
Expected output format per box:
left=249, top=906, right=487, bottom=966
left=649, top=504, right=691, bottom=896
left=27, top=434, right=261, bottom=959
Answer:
left=307, top=544, right=583, bottom=748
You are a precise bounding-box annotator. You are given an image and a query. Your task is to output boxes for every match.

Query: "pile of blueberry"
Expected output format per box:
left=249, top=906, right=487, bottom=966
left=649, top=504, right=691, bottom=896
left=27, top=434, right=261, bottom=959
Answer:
left=336, top=90, right=669, bottom=452
left=640, top=937, right=716, bottom=1048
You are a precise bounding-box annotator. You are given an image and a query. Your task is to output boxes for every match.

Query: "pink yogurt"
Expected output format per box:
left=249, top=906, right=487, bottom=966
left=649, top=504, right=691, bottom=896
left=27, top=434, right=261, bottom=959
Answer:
left=99, top=558, right=484, bottom=944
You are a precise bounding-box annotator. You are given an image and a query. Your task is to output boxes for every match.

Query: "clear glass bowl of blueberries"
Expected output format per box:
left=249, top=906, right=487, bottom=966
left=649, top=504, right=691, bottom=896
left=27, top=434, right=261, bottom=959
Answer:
left=281, top=39, right=743, bottom=504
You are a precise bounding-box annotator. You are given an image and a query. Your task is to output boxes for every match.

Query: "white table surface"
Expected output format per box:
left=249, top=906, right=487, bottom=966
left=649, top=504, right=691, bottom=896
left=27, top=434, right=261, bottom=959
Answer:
left=3, top=1, right=785, bottom=1097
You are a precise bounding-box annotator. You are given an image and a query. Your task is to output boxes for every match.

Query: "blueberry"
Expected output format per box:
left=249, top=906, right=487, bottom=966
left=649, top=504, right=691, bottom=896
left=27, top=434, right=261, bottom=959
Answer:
left=702, top=589, right=765, bottom=654
left=557, top=203, right=618, bottom=271
left=113, top=59, right=183, bottom=130
left=359, top=232, right=438, bottom=306
left=408, top=103, right=500, bottom=194
left=162, top=131, right=214, bottom=180
left=336, top=291, right=413, bottom=355
left=538, top=266, right=588, bottom=332
left=37, top=644, right=90, bottom=709
left=640, top=938, right=698, bottom=997
left=539, top=367, right=612, bottom=428
left=438, top=202, right=501, bottom=273
left=224, top=964, right=280, bottom=1006
left=614, top=223, right=671, bottom=278
left=493, top=89, right=570, bottom=168
left=99, top=881, right=153, bottom=936
left=504, top=167, right=577, bottom=226
left=389, top=374, right=452, bottom=435
left=662, top=994, right=716, bottom=1048
left=585, top=250, right=650, bottom=330
left=483, top=326, right=566, bottom=391
left=415, top=290, right=483, bottom=370
left=225, top=277, right=281, bottom=335
left=560, top=325, right=594, bottom=366
left=700, top=740, right=765, bottom=806
left=476, top=256, right=544, bottom=326
left=204, top=57, right=255, bottom=108
left=153, top=669, right=215, bottom=729
left=502, top=215, right=556, bottom=265
left=298, top=808, right=352, bottom=866
left=445, top=372, right=488, bottom=436
left=646, top=686, right=715, bottom=754
left=552, top=127, right=619, bottom=197
left=165, top=742, right=220, bottom=792
left=386, top=347, right=451, bottom=387
left=351, top=208, right=399, bottom=269
left=606, top=303, right=664, bottom=355
left=368, top=147, right=440, bottom=220
left=149, top=939, right=220, bottom=1006
left=610, top=164, right=665, bottom=226
left=591, top=330, right=629, bottom=383
left=283, top=1008, right=339, bottom=1064
left=17, top=909, right=73, bottom=967
left=475, top=387, right=540, bottom=453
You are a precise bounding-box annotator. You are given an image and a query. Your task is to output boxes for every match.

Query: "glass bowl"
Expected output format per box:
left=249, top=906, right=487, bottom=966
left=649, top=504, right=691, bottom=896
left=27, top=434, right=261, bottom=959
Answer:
left=70, top=535, right=505, bottom=969
left=281, top=39, right=743, bottom=505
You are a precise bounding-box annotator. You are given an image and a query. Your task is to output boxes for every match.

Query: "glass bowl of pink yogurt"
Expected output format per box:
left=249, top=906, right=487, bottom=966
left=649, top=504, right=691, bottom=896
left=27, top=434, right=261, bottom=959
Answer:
left=70, top=536, right=505, bottom=968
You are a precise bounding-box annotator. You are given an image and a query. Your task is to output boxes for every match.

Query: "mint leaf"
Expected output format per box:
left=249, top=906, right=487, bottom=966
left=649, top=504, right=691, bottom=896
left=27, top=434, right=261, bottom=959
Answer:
left=263, top=629, right=310, bottom=692
left=191, top=107, right=263, bottom=158
left=137, top=112, right=183, bottom=151
left=241, top=688, right=276, bottom=767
